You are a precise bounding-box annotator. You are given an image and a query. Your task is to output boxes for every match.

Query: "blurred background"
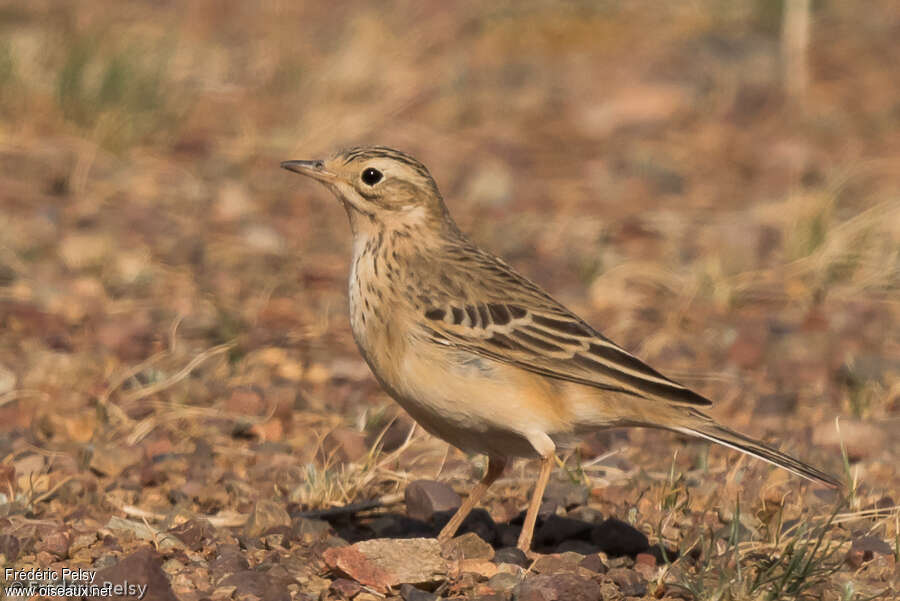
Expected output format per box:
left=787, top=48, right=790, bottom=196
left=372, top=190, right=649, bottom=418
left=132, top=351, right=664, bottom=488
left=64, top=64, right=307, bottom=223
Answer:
left=0, top=0, right=898, bottom=587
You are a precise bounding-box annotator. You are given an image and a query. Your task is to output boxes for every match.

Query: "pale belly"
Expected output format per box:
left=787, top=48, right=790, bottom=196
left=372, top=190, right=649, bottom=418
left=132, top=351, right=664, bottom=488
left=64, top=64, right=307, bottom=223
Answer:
left=360, top=330, right=576, bottom=458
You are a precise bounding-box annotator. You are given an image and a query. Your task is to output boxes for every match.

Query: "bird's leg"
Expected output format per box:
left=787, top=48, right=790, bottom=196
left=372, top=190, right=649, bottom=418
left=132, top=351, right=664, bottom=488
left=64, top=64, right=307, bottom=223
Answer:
left=516, top=454, right=554, bottom=554
left=437, top=455, right=506, bottom=543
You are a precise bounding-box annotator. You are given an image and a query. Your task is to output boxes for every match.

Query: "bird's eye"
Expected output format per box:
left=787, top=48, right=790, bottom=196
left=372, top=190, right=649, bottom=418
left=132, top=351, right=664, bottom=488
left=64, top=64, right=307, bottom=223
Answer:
left=361, top=167, right=383, bottom=186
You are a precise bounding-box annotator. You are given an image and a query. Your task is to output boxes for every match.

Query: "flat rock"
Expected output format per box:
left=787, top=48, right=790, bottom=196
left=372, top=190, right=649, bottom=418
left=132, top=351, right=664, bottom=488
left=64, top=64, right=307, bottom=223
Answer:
left=492, top=547, right=529, bottom=567
left=531, top=553, right=583, bottom=574
left=514, top=572, right=603, bottom=601
left=323, top=537, right=448, bottom=593
left=405, top=479, right=461, bottom=522
left=87, top=546, right=177, bottom=601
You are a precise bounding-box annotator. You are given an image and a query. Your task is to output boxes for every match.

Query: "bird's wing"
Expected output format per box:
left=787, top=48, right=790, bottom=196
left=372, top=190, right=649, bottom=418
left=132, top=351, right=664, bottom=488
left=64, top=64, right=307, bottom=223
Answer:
left=416, top=244, right=712, bottom=407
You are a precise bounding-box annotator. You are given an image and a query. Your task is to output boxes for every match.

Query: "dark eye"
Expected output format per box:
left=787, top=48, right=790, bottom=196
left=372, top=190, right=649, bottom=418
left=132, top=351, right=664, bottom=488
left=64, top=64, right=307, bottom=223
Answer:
left=361, top=167, right=383, bottom=186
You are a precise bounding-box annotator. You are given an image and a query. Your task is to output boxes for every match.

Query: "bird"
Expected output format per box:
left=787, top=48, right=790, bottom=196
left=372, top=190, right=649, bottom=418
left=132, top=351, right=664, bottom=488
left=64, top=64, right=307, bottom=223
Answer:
left=281, top=146, right=840, bottom=554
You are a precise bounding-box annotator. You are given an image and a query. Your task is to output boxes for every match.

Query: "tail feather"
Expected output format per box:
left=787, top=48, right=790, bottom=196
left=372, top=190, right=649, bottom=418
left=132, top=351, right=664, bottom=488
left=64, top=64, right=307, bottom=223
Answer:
left=675, top=422, right=841, bottom=488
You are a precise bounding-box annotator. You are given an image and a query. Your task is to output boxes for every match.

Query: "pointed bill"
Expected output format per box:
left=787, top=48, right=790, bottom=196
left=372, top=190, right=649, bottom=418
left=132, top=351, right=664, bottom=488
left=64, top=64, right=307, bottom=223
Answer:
left=281, top=160, right=338, bottom=183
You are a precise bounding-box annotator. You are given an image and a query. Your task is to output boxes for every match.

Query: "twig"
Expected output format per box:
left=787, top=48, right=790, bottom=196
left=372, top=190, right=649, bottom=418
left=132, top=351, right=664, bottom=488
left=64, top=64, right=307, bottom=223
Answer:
left=120, top=341, right=235, bottom=405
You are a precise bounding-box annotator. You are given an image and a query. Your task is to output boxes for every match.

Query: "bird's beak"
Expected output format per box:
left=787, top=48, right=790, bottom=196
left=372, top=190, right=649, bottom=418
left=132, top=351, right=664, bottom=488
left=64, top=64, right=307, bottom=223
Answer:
left=280, top=160, right=338, bottom=183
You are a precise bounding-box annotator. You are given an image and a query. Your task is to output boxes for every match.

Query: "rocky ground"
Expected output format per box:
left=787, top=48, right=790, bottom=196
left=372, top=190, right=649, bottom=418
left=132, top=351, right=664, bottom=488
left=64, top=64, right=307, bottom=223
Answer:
left=1, top=1, right=899, bottom=600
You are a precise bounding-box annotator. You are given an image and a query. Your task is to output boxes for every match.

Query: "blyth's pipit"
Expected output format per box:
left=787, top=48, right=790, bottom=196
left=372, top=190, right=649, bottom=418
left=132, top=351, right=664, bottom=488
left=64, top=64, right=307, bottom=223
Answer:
left=282, top=146, right=839, bottom=553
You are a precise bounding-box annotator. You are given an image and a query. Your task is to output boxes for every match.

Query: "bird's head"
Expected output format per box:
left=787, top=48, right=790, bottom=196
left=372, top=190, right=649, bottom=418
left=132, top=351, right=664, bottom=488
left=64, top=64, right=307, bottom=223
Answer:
left=282, top=146, right=455, bottom=236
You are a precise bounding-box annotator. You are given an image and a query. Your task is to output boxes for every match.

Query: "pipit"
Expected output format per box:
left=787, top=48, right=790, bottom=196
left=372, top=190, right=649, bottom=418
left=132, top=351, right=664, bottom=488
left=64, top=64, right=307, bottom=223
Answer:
left=281, top=146, right=839, bottom=553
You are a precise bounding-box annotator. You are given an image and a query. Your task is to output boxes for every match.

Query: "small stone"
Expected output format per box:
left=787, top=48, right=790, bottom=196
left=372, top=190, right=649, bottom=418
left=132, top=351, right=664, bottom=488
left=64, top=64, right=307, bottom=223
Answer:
left=88, top=446, right=141, bottom=477
left=291, top=516, right=334, bottom=542
left=329, top=578, right=362, bottom=598
left=579, top=553, right=608, bottom=573
left=590, top=518, right=649, bottom=556
left=486, top=571, right=521, bottom=594
left=399, top=582, right=438, bottom=601
left=69, top=531, right=97, bottom=556
left=458, top=558, right=499, bottom=580
left=607, top=567, right=647, bottom=597
left=86, top=546, right=178, bottom=601
left=607, top=555, right=634, bottom=569
left=209, top=545, right=250, bottom=578
left=168, top=518, right=215, bottom=551
left=531, top=553, right=582, bottom=574
left=443, top=532, right=494, bottom=560
left=492, top=547, right=529, bottom=567
left=514, top=572, right=604, bottom=601
left=219, top=570, right=290, bottom=601
left=405, top=479, right=461, bottom=522
left=634, top=552, right=657, bottom=579
left=244, top=499, right=291, bottom=538
left=35, top=527, right=70, bottom=559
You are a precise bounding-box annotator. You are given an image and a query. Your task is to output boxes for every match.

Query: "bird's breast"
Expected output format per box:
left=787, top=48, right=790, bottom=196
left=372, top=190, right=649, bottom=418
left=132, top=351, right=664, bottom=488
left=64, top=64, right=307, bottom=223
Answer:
left=347, top=239, right=407, bottom=379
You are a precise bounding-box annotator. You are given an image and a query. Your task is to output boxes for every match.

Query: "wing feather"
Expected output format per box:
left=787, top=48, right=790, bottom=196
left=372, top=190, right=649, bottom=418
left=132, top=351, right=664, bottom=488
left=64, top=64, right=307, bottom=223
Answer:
left=418, top=243, right=712, bottom=407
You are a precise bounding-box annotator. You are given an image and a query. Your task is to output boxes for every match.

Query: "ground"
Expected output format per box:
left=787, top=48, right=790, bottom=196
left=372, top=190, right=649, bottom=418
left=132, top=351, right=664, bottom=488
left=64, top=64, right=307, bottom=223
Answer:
left=0, top=1, right=898, bottom=600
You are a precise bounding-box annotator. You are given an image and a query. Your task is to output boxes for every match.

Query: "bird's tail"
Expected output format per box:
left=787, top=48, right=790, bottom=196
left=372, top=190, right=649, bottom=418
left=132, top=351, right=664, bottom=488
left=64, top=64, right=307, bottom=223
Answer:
left=674, top=416, right=841, bottom=488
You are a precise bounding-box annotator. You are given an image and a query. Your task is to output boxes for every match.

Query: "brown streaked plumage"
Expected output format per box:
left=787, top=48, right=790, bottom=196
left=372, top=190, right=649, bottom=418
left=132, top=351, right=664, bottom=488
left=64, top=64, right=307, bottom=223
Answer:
left=281, top=146, right=840, bottom=554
